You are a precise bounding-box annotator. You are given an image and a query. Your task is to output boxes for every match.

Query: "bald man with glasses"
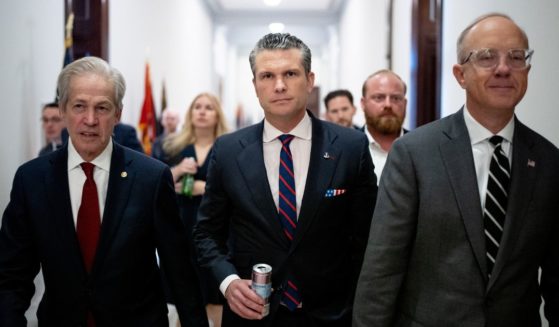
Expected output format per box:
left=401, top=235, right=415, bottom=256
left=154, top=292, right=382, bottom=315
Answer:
left=353, top=13, right=559, bottom=327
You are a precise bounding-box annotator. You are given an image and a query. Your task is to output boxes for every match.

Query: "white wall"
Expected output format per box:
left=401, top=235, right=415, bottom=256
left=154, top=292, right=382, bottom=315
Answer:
left=442, top=0, right=559, bottom=146
left=338, top=0, right=391, bottom=127
left=110, top=0, right=215, bottom=127
left=391, top=0, right=412, bottom=129
left=0, top=0, right=63, bottom=212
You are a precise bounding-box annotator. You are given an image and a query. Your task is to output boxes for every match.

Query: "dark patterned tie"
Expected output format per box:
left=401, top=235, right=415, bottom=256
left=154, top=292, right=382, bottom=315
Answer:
left=77, top=162, right=101, bottom=273
left=277, top=134, right=301, bottom=310
left=484, top=136, right=510, bottom=277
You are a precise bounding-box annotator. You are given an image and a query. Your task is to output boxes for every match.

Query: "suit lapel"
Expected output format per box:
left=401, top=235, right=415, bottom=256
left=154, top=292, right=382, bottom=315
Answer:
left=236, top=123, right=288, bottom=246
left=487, top=119, right=537, bottom=290
left=91, top=143, right=135, bottom=274
left=45, top=147, right=85, bottom=272
left=291, top=117, right=340, bottom=250
left=439, top=110, right=488, bottom=280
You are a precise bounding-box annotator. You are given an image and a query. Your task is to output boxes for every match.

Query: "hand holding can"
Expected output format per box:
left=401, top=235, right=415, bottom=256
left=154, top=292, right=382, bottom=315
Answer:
left=252, top=263, right=272, bottom=317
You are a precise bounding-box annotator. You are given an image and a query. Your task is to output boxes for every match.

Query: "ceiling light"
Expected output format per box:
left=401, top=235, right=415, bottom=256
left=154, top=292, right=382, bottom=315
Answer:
left=268, top=23, right=285, bottom=33
left=263, top=0, right=281, bottom=7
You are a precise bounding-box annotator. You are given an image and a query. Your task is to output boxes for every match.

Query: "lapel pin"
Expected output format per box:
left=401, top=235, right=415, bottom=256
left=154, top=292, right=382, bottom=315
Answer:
left=527, top=159, right=535, bottom=168
left=323, top=152, right=333, bottom=159
left=121, top=171, right=128, bottom=178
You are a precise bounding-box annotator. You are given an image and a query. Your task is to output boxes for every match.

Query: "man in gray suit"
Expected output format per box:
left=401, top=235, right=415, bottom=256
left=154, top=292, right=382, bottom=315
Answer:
left=353, top=13, right=559, bottom=326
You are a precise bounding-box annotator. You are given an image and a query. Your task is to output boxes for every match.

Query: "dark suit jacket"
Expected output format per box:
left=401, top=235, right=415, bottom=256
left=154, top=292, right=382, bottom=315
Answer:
left=193, top=112, right=378, bottom=326
left=353, top=109, right=559, bottom=327
left=61, top=123, right=144, bottom=154
left=38, top=142, right=63, bottom=157
left=0, top=142, right=207, bottom=326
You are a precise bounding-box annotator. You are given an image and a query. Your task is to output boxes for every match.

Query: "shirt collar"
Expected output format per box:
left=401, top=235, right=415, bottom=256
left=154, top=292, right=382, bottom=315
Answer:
left=263, top=112, right=312, bottom=143
left=463, top=106, right=515, bottom=145
left=67, top=137, right=113, bottom=172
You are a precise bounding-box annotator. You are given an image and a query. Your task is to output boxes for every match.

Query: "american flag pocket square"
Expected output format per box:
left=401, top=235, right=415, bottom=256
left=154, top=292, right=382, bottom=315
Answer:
left=325, top=188, right=346, bottom=197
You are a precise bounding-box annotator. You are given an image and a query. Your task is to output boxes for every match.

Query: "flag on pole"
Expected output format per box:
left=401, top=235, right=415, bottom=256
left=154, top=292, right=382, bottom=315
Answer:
left=57, top=12, right=74, bottom=102
left=138, top=62, right=157, bottom=155
left=63, top=12, right=75, bottom=67
left=156, top=79, right=167, bottom=136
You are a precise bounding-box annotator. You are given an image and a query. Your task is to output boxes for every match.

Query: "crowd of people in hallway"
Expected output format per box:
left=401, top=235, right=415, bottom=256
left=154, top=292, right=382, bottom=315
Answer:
left=0, top=12, right=557, bottom=327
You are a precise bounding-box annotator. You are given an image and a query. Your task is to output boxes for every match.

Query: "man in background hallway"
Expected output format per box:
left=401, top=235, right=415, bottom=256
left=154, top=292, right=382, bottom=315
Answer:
left=323, top=89, right=360, bottom=129
left=152, top=107, right=180, bottom=161
left=38, top=102, right=65, bottom=156
left=360, top=69, right=408, bottom=181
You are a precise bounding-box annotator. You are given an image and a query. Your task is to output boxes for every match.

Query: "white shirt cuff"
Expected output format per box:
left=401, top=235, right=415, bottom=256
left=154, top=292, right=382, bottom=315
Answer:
left=219, top=274, right=241, bottom=296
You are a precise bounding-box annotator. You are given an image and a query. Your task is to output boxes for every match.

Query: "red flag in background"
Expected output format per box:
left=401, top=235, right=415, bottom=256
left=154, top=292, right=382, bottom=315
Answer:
left=138, top=62, right=157, bottom=155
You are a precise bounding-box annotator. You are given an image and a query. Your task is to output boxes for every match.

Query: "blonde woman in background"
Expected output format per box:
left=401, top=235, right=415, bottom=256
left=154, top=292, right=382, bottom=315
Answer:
left=155, top=92, right=228, bottom=327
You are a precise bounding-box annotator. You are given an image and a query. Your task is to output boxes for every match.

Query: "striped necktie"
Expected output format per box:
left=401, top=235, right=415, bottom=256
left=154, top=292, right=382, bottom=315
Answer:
left=484, top=135, right=510, bottom=277
left=277, top=134, right=301, bottom=310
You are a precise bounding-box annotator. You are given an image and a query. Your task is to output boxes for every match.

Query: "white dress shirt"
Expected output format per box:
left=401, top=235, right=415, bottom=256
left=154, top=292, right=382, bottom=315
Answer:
left=67, top=138, right=113, bottom=227
left=364, top=127, right=404, bottom=184
left=463, top=107, right=514, bottom=208
left=219, top=112, right=313, bottom=296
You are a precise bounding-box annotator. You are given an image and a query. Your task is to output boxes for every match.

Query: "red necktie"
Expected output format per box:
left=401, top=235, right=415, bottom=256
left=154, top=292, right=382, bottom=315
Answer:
left=77, top=162, right=101, bottom=273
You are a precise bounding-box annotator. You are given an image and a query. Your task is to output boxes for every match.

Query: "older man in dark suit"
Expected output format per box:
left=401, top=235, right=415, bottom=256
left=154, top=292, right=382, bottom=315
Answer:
left=193, top=33, right=377, bottom=327
left=353, top=13, right=559, bottom=326
left=0, top=56, right=207, bottom=326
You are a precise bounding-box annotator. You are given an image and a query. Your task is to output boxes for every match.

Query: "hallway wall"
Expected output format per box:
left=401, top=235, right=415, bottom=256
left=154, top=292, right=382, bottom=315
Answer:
left=1, top=0, right=559, bottom=229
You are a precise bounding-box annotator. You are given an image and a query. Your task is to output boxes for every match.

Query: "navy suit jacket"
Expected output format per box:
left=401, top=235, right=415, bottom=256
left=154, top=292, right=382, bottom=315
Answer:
left=193, top=112, right=378, bottom=326
left=0, top=142, right=206, bottom=326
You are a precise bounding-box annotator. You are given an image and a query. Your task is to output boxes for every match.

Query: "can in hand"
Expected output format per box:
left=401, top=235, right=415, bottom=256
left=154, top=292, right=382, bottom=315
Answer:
left=252, top=263, right=272, bottom=317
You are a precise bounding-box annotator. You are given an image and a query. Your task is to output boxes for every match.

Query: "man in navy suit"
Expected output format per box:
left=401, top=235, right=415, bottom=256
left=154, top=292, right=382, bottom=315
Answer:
left=0, top=57, right=207, bottom=326
left=353, top=13, right=559, bottom=326
left=193, top=33, right=377, bottom=326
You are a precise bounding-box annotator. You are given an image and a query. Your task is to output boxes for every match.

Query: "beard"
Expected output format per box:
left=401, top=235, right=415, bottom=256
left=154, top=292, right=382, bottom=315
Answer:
left=366, top=113, right=403, bottom=134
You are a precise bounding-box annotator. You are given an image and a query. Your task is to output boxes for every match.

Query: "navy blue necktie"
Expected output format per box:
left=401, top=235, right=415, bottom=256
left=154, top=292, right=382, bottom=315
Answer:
left=484, top=136, right=510, bottom=277
left=277, top=134, right=301, bottom=310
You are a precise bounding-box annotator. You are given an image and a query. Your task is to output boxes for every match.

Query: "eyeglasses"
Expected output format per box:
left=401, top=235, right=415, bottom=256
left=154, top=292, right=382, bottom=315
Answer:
left=369, top=94, right=406, bottom=104
left=461, top=48, right=534, bottom=70
left=41, top=117, right=62, bottom=124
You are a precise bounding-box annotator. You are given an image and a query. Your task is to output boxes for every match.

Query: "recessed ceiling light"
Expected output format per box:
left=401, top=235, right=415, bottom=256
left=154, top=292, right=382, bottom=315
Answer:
left=263, top=0, right=281, bottom=7
left=268, top=22, right=285, bottom=33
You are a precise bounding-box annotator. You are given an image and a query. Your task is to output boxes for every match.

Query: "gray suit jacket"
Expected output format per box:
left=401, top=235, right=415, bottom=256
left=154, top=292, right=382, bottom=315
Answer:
left=353, top=109, right=559, bottom=327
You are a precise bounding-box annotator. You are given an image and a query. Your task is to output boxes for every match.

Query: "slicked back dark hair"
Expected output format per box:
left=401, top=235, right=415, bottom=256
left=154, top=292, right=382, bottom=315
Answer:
left=249, top=33, right=312, bottom=76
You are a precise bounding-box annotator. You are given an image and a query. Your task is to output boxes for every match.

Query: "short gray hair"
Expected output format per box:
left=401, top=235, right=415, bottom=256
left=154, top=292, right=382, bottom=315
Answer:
left=456, top=13, right=529, bottom=63
left=249, top=33, right=312, bottom=76
left=57, top=56, right=126, bottom=112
